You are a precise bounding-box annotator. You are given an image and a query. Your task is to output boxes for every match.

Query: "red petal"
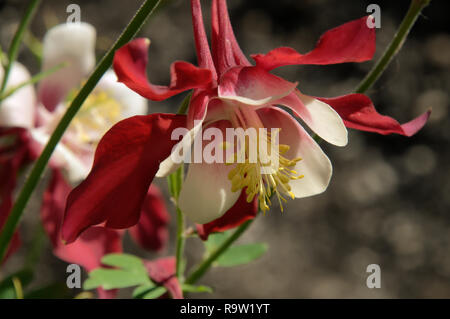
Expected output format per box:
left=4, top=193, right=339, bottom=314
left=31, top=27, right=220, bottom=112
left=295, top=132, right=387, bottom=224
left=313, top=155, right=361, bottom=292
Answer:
left=219, top=66, right=297, bottom=105
left=62, top=113, right=186, bottom=244
left=187, top=89, right=214, bottom=128
left=113, top=38, right=212, bottom=101
left=0, top=128, right=32, bottom=264
left=211, top=0, right=250, bottom=76
left=56, top=227, right=122, bottom=272
left=41, top=170, right=121, bottom=299
left=252, top=16, right=376, bottom=70
left=144, top=257, right=183, bottom=299
left=41, top=169, right=72, bottom=247
left=191, top=0, right=217, bottom=81
left=129, top=185, right=170, bottom=252
left=318, top=94, right=431, bottom=136
left=196, top=189, right=258, bottom=241
left=41, top=170, right=123, bottom=272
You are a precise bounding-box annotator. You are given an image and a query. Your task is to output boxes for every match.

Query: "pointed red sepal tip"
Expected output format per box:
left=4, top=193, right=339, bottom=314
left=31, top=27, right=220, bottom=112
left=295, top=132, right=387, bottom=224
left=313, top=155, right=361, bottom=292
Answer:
left=401, top=109, right=431, bottom=137
left=251, top=16, right=376, bottom=70
left=318, top=94, right=431, bottom=137
left=211, top=0, right=250, bottom=75
left=113, top=38, right=213, bottom=102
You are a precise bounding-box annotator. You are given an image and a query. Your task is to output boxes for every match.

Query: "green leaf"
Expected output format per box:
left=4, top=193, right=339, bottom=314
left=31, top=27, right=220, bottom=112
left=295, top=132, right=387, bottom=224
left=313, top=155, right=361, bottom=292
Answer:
left=101, top=253, right=146, bottom=271
left=142, top=287, right=167, bottom=299
left=182, top=284, right=213, bottom=294
left=133, top=284, right=166, bottom=299
left=83, top=253, right=151, bottom=291
left=203, top=232, right=231, bottom=253
left=84, top=269, right=150, bottom=290
left=215, top=243, right=268, bottom=267
left=0, top=269, right=33, bottom=298
left=132, top=283, right=155, bottom=298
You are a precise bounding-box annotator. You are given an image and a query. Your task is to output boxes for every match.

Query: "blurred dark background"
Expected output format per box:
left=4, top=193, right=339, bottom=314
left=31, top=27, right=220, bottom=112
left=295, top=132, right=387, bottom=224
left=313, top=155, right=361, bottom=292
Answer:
left=1, top=0, right=449, bottom=298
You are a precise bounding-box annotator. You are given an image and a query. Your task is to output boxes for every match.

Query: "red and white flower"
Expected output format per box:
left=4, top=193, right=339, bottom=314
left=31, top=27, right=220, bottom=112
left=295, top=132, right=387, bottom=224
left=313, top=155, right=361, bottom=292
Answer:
left=0, top=22, right=168, bottom=270
left=62, top=0, right=430, bottom=243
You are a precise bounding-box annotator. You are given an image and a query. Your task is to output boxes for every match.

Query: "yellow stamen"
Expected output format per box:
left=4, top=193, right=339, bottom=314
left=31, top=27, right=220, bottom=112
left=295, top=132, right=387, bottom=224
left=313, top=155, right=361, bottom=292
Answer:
left=70, top=91, right=121, bottom=146
left=228, top=128, right=303, bottom=213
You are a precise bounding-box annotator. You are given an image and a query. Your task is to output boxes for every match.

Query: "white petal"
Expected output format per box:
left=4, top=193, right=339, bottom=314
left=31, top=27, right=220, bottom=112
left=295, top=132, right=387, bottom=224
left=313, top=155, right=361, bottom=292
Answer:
left=155, top=157, right=182, bottom=178
left=96, top=70, right=148, bottom=118
left=289, top=129, right=333, bottom=198
left=258, top=107, right=333, bottom=198
left=0, top=63, right=36, bottom=128
left=30, top=128, right=90, bottom=182
left=156, top=93, right=212, bottom=178
left=278, top=91, right=348, bottom=146
left=38, top=22, right=96, bottom=109
left=178, top=162, right=240, bottom=224
left=155, top=122, right=202, bottom=178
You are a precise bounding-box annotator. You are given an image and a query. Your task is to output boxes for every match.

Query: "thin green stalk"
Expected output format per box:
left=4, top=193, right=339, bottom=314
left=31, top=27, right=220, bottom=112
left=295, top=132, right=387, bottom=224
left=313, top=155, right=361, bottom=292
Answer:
left=0, top=0, right=41, bottom=97
left=186, top=220, right=253, bottom=285
left=23, top=31, right=43, bottom=64
left=175, top=206, right=185, bottom=279
left=355, top=0, right=431, bottom=93
left=12, top=277, right=24, bottom=299
left=0, top=0, right=162, bottom=261
left=0, top=46, right=6, bottom=65
left=168, top=92, right=192, bottom=279
left=167, top=162, right=185, bottom=279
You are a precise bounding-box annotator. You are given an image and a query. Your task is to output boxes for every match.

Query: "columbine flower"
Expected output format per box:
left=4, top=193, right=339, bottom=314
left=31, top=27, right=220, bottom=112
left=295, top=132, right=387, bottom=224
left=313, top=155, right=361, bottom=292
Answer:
left=62, top=0, right=429, bottom=243
left=0, top=22, right=152, bottom=264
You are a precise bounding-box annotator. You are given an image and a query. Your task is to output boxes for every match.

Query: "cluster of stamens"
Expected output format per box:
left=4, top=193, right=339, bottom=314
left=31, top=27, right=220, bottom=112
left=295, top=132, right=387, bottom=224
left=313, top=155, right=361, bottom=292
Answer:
left=226, top=107, right=304, bottom=212
left=70, top=91, right=121, bottom=145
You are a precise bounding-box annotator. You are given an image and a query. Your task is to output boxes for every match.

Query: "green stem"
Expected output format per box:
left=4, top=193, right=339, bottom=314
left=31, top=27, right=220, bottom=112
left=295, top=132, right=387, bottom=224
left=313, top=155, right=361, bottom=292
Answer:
left=355, top=0, right=431, bottom=93
left=23, top=31, right=43, bottom=64
left=167, top=161, right=185, bottom=280
left=175, top=206, right=185, bottom=278
left=0, top=0, right=162, bottom=261
left=0, top=0, right=41, bottom=97
left=168, top=92, right=192, bottom=279
left=185, top=220, right=253, bottom=285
